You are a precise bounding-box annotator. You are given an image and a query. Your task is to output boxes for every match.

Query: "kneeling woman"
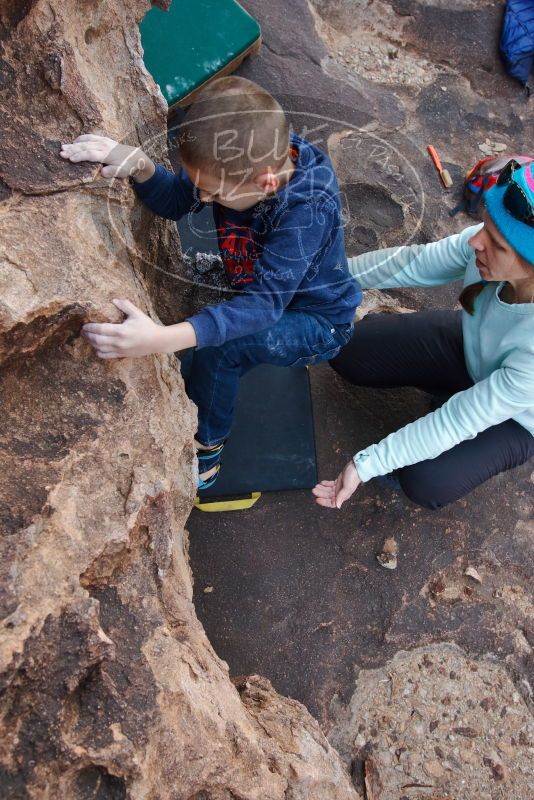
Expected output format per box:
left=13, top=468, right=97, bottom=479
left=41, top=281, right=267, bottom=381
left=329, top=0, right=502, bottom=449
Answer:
left=313, top=160, right=534, bottom=511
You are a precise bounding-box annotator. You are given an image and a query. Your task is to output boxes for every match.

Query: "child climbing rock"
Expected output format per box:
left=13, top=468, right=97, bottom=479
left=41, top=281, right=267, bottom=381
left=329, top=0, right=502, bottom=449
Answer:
left=61, top=76, right=361, bottom=490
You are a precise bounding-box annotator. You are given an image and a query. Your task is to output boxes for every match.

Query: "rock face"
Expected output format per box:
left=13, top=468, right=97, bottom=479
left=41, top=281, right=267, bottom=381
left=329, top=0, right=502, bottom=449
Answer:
left=329, top=644, right=534, bottom=800
left=0, top=2, right=358, bottom=797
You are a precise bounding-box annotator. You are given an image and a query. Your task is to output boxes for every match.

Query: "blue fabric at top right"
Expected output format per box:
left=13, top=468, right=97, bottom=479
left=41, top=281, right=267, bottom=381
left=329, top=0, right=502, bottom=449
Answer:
left=500, top=0, right=534, bottom=91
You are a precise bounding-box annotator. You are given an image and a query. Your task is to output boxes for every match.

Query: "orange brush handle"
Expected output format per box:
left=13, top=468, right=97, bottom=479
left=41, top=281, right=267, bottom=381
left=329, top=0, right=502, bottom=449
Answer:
left=427, top=144, right=443, bottom=173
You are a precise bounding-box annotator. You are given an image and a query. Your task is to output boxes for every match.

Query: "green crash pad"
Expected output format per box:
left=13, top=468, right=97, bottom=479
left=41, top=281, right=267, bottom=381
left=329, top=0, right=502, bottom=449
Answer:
left=140, top=0, right=261, bottom=109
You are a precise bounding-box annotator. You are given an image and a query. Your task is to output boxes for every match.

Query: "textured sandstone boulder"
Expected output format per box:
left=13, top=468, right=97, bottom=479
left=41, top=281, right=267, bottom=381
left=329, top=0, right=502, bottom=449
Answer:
left=0, top=2, right=359, bottom=797
left=329, top=644, right=534, bottom=800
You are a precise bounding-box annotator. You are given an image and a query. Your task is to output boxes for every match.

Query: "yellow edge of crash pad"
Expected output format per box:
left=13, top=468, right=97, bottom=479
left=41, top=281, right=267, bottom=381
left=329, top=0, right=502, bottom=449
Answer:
left=194, top=492, right=262, bottom=512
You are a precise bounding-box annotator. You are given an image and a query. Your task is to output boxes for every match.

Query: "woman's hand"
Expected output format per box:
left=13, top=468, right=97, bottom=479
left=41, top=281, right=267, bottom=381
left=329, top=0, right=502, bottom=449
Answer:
left=60, top=134, right=155, bottom=181
left=312, top=460, right=362, bottom=509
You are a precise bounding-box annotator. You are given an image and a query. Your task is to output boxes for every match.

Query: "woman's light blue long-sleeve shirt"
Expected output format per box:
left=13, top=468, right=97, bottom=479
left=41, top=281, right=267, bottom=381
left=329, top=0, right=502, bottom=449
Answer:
left=348, top=224, right=534, bottom=482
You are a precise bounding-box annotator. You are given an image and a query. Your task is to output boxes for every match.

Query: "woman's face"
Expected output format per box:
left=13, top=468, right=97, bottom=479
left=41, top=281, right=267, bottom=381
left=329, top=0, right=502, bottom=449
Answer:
left=468, top=213, right=532, bottom=282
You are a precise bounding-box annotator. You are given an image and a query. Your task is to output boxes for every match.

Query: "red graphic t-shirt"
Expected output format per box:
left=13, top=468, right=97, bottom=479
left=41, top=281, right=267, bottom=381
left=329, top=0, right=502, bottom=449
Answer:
left=215, top=144, right=299, bottom=287
left=216, top=222, right=259, bottom=285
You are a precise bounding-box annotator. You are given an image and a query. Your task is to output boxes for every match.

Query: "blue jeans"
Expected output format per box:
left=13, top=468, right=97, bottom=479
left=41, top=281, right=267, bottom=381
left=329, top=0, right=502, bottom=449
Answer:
left=181, top=311, right=353, bottom=445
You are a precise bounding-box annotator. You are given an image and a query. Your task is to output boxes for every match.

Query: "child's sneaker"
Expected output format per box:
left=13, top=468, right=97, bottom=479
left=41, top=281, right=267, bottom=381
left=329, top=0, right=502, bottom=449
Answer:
left=196, top=440, right=225, bottom=491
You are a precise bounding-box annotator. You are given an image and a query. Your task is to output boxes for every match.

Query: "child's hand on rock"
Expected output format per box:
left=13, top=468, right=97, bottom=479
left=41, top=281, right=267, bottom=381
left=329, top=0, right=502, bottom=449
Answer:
left=60, top=134, right=154, bottom=181
left=82, top=300, right=198, bottom=358
left=82, top=299, right=167, bottom=358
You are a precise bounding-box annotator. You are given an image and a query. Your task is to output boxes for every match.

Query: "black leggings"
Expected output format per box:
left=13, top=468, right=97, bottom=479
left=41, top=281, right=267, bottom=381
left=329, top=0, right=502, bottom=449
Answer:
left=330, top=310, right=534, bottom=510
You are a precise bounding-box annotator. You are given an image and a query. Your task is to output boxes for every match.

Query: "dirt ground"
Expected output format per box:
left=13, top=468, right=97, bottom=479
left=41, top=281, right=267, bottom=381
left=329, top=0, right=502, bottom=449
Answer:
left=185, top=1, right=533, bottom=797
